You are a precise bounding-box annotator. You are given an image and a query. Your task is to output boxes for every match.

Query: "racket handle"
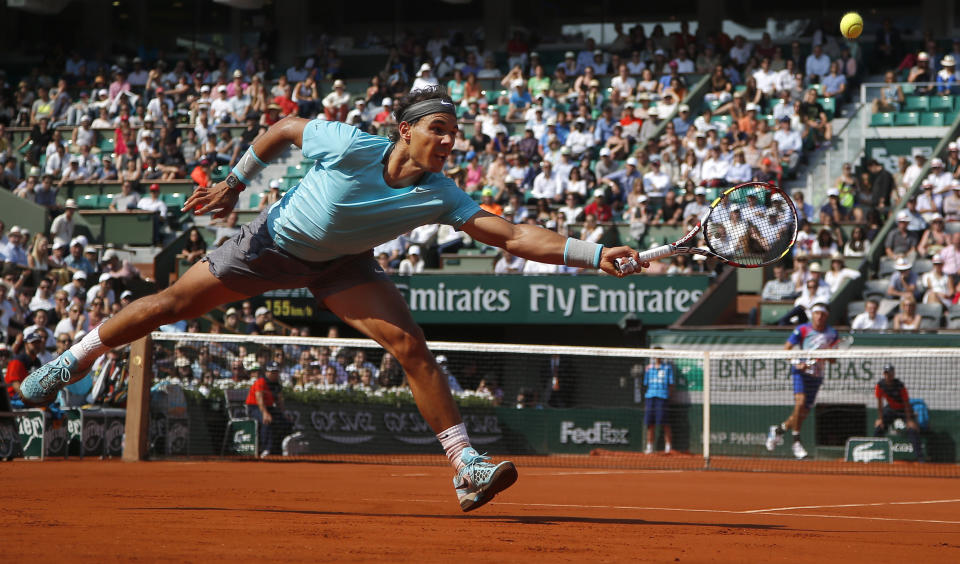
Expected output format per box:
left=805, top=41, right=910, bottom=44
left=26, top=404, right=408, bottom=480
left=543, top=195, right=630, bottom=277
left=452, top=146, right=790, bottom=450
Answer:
left=616, top=244, right=674, bottom=274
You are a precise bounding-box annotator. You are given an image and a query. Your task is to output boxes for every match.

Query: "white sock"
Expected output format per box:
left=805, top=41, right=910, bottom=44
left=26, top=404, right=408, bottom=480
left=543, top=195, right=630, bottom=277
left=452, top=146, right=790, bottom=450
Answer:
left=437, top=423, right=471, bottom=473
left=67, top=325, right=110, bottom=370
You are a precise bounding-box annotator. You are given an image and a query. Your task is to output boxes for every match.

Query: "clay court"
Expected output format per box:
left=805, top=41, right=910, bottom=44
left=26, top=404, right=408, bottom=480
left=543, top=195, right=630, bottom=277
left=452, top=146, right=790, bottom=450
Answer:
left=5, top=459, right=959, bottom=562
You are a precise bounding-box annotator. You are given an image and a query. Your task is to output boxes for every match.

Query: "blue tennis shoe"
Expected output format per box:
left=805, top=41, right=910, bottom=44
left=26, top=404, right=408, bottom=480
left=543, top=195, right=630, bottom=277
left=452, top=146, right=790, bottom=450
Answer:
left=19, top=351, right=82, bottom=406
left=454, top=447, right=518, bottom=512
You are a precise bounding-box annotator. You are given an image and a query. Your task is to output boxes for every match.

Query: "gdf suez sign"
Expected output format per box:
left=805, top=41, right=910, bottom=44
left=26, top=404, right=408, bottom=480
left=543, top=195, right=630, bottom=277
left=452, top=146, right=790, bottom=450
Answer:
left=845, top=437, right=893, bottom=463
left=560, top=421, right=629, bottom=445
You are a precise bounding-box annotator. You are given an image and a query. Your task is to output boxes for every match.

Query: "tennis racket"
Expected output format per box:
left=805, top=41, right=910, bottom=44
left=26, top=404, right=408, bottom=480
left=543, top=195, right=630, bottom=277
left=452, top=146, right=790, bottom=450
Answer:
left=616, top=181, right=798, bottom=274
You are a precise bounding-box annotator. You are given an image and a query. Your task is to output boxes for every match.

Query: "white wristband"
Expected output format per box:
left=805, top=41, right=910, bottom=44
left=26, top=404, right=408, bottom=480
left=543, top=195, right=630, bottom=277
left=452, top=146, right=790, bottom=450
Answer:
left=231, top=146, right=267, bottom=185
left=564, top=238, right=603, bottom=269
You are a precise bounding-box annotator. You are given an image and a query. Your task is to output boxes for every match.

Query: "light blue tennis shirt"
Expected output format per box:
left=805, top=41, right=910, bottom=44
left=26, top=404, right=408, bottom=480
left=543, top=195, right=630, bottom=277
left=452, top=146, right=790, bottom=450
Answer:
left=266, top=119, right=481, bottom=262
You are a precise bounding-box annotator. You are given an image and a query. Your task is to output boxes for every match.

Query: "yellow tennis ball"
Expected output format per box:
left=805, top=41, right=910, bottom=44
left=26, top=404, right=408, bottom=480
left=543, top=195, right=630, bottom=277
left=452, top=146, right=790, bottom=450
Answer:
left=840, top=12, right=863, bottom=39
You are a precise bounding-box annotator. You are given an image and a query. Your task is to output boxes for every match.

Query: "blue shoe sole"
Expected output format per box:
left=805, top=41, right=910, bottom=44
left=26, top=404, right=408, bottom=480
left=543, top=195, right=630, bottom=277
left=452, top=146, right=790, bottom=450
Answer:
left=460, top=462, right=518, bottom=513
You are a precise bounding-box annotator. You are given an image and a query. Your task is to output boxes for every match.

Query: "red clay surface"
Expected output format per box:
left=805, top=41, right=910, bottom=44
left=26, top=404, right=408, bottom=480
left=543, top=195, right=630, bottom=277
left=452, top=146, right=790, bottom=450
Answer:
left=5, top=460, right=960, bottom=562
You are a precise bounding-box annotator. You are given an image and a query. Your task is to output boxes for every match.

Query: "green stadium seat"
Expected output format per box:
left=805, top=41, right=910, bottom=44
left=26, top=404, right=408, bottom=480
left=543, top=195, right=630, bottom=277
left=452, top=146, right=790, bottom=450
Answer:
left=210, top=166, right=229, bottom=183
left=97, top=137, right=115, bottom=154
left=945, top=112, right=958, bottom=124
left=711, top=115, right=732, bottom=129
left=870, top=112, right=894, bottom=127
left=248, top=192, right=262, bottom=208
left=707, top=99, right=723, bottom=112
left=282, top=177, right=300, bottom=190
left=162, top=192, right=186, bottom=209
left=99, top=194, right=115, bottom=208
left=919, top=112, right=945, bottom=126
left=903, top=96, right=929, bottom=112
left=818, top=97, right=836, bottom=119
left=900, top=83, right=915, bottom=95
left=929, top=95, right=954, bottom=112
left=894, top=111, right=919, bottom=126
left=77, top=194, right=99, bottom=209
left=285, top=165, right=306, bottom=177
left=71, top=184, right=102, bottom=199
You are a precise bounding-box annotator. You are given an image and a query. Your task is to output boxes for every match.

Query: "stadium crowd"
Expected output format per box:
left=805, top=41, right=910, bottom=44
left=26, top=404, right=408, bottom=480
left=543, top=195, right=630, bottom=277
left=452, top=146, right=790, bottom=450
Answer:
left=4, top=20, right=960, bottom=410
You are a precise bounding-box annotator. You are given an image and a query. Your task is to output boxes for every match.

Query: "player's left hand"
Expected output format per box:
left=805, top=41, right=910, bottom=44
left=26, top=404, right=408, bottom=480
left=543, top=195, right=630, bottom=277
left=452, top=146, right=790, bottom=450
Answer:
left=600, top=246, right=646, bottom=277
left=183, top=180, right=239, bottom=219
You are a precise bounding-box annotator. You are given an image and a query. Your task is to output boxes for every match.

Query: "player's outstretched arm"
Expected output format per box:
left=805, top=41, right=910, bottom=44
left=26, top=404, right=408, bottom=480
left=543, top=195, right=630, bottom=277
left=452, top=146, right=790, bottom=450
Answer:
left=461, top=210, right=644, bottom=277
left=184, top=116, right=311, bottom=218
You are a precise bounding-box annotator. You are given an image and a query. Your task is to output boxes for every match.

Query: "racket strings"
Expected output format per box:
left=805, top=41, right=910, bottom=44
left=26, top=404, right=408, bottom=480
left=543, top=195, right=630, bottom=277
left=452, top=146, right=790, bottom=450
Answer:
left=703, top=185, right=797, bottom=266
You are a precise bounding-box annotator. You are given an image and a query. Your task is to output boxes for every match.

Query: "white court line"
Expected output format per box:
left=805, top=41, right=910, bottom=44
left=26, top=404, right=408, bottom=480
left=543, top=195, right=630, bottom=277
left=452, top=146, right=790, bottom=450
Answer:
left=744, top=498, right=960, bottom=514
left=390, top=470, right=683, bottom=478
left=370, top=499, right=960, bottom=526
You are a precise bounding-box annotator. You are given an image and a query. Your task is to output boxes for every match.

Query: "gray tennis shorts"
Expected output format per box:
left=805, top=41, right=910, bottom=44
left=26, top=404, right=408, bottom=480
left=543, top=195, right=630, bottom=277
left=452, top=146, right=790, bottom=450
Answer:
left=204, top=208, right=389, bottom=301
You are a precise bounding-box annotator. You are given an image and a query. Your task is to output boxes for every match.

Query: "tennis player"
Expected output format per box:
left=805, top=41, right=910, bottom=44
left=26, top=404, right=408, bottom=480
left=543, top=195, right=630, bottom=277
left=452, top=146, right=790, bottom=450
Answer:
left=765, top=302, right=838, bottom=459
left=20, top=86, right=642, bottom=511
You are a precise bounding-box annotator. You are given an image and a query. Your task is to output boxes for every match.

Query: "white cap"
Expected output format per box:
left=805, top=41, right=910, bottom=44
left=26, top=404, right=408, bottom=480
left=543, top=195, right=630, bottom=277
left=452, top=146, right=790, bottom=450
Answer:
left=949, top=142, right=958, bottom=151
left=745, top=103, right=760, bottom=112
left=417, top=63, right=431, bottom=76
left=255, top=306, right=269, bottom=316
left=593, top=188, right=605, bottom=198
left=98, top=273, right=112, bottom=283
left=564, top=51, right=575, bottom=58
left=933, top=253, right=945, bottom=263
left=64, top=198, right=78, bottom=209
left=896, top=210, right=911, bottom=222
left=512, top=79, right=524, bottom=88
left=408, top=245, right=421, bottom=255
left=120, top=290, right=133, bottom=299
left=269, top=179, right=281, bottom=189
left=72, top=271, right=87, bottom=281
left=84, top=246, right=97, bottom=254
left=931, top=157, right=944, bottom=167
left=694, top=187, right=706, bottom=195
left=71, top=235, right=88, bottom=248
left=647, top=107, right=659, bottom=117
left=9, top=226, right=20, bottom=235
left=625, top=157, right=638, bottom=166
left=200, top=85, right=210, bottom=92
left=599, top=147, right=611, bottom=157
left=436, top=354, right=448, bottom=364
left=382, top=97, right=392, bottom=106
left=679, top=104, right=690, bottom=112
left=217, top=85, right=227, bottom=92
left=102, top=249, right=118, bottom=262
left=808, top=262, right=823, bottom=273
left=826, top=188, right=840, bottom=197
left=894, top=257, right=913, bottom=270
left=333, top=79, right=345, bottom=88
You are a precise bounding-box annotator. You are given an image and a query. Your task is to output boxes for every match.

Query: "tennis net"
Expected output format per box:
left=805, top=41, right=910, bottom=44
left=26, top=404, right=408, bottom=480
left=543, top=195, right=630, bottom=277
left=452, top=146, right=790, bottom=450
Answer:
left=137, top=332, right=960, bottom=476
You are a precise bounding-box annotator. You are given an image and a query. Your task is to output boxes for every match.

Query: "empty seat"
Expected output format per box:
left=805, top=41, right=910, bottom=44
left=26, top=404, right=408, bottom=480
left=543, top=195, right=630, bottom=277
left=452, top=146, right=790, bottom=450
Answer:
left=929, top=96, right=954, bottom=112
left=77, top=194, right=99, bottom=209
left=903, top=96, right=929, bottom=112
left=894, top=111, right=919, bottom=126
left=919, top=112, right=945, bottom=126
left=870, top=112, right=894, bottom=127
left=863, top=279, right=889, bottom=300
left=877, top=258, right=896, bottom=278
left=916, top=302, right=943, bottom=328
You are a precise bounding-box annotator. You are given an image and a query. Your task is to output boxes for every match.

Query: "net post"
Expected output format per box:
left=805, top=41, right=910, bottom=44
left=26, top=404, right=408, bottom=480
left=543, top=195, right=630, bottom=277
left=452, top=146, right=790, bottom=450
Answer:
left=122, top=335, right=154, bottom=462
left=702, top=351, right=711, bottom=469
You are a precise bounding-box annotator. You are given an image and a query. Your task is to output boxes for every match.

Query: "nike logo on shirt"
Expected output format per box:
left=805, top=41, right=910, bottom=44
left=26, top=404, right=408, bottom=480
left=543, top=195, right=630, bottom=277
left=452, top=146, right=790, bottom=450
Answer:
left=412, top=187, right=430, bottom=193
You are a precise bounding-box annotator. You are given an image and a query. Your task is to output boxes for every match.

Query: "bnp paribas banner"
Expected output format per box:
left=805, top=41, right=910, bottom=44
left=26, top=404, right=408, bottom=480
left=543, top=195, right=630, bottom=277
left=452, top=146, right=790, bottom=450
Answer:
left=402, top=275, right=710, bottom=325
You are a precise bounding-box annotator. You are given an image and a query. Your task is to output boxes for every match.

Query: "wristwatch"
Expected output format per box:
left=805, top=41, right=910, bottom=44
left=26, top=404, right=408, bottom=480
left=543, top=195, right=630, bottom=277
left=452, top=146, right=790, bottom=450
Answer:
left=225, top=174, right=246, bottom=192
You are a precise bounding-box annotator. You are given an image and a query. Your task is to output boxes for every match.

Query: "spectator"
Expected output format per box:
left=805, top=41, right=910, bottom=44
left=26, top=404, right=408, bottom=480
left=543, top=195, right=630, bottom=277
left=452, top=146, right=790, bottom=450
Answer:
left=891, top=296, right=922, bottom=330
left=851, top=298, right=889, bottom=331
left=411, top=63, right=439, bottom=92
left=179, top=227, right=208, bottom=264
left=762, top=264, right=797, bottom=301
left=844, top=226, right=871, bottom=257
left=109, top=180, right=140, bottom=212
left=821, top=61, right=847, bottom=99
left=4, top=329, right=48, bottom=405
left=884, top=211, right=920, bottom=258
left=49, top=199, right=78, bottom=248
left=398, top=245, right=424, bottom=275
left=907, top=52, right=934, bottom=95
left=799, top=88, right=832, bottom=146
left=872, top=71, right=905, bottom=113
left=811, top=228, right=840, bottom=256
left=921, top=253, right=954, bottom=308
left=3, top=227, right=28, bottom=267
left=804, top=44, right=830, bottom=80
left=137, top=183, right=168, bottom=218
left=918, top=214, right=949, bottom=257
left=28, top=277, right=56, bottom=312
left=772, top=116, right=802, bottom=169
left=779, top=277, right=830, bottom=325
left=583, top=188, right=613, bottom=222
left=824, top=254, right=860, bottom=293
left=943, top=183, right=960, bottom=220
left=936, top=55, right=958, bottom=94
left=887, top=257, right=922, bottom=301
left=190, top=157, right=213, bottom=188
